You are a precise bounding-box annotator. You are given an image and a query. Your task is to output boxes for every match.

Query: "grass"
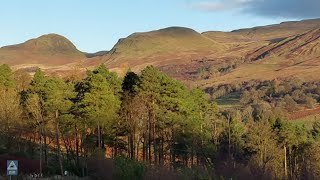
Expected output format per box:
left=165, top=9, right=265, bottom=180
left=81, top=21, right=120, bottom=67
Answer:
left=199, top=63, right=280, bottom=87
left=202, top=31, right=252, bottom=43
left=107, top=27, right=225, bottom=59
left=0, top=34, right=86, bottom=66
left=214, top=92, right=242, bottom=108
left=290, top=114, right=320, bottom=130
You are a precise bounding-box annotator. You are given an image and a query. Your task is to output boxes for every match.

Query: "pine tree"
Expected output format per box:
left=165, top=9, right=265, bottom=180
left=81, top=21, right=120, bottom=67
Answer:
left=0, top=64, right=15, bottom=88
left=25, top=68, right=49, bottom=171
left=120, top=71, right=141, bottom=160
left=81, top=70, right=120, bottom=153
left=137, top=66, right=162, bottom=163
left=92, top=64, right=122, bottom=96
left=43, top=77, right=75, bottom=176
left=0, top=65, right=21, bottom=150
left=245, top=120, right=283, bottom=179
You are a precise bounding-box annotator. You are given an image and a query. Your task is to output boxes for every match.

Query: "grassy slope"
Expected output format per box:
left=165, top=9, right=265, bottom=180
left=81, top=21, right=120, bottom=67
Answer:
left=103, top=27, right=226, bottom=70
left=202, top=31, right=268, bottom=58
left=214, top=92, right=242, bottom=108
left=0, top=34, right=87, bottom=66
left=202, top=31, right=253, bottom=43
left=290, top=114, right=319, bottom=130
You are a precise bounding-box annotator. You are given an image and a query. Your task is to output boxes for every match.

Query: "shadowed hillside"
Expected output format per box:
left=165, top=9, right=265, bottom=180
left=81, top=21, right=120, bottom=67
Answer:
left=248, top=29, right=320, bottom=60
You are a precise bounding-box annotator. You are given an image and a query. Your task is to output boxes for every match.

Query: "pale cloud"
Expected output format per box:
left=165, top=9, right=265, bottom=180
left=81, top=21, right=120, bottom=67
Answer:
left=190, top=0, right=320, bottom=18
left=191, top=2, right=228, bottom=11
left=190, top=0, right=248, bottom=11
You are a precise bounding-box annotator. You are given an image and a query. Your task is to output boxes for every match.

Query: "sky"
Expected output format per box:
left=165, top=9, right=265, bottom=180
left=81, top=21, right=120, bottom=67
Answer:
left=0, top=0, right=319, bottom=52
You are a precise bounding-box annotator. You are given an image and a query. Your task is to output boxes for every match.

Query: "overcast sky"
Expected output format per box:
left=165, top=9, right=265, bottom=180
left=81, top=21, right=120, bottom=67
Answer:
left=0, top=0, right=318, bottom=52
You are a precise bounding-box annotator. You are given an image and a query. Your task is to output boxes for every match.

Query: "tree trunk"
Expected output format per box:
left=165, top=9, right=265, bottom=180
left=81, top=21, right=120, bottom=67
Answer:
left=127, top=135, right=131, bottom=158
left=55, top=110, right=64, bottom=176
left=160, top=135, right=164, bottom=166
left=97, top=121, right=101, bottom=149
left=136, top=136, right=140, bottom=161
left=43, top=127, right=48, bottom=166
left=294, top=155, right=297, bottom=177
left=191, top=142, right=194, bottom=167
left=142, top=140, right=146, bottom=161
left=228, top=116, right=231, bottom=160
left=75, top=124, right=79, bottom=166
left=153, top=119, right=157, bottom=165
left=114, top=132, right=118, bottom=157
left=284, top=145, right=288, bottom=179
left=214, top=121, right=217, bottom=145
left=130, top=129, right=134, bottom=159
left=148, top=116, right=152, bottom=163
left=39, top=127, right=43, bottom=175
left=171, top=130, right=175, bottom=167
left=289, top=147, right=292, bottom=179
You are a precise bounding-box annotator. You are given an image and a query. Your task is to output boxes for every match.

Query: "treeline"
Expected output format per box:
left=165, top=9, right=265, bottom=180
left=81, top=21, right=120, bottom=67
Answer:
left=0, top=64, right=220, bottom=178
left=0, top=64, right=320, bottom=179
left=196, top=59, right=244, bottom=80
left=240, top=79, right=320, bottom=112
left=209, top=79, right=320, bottom=113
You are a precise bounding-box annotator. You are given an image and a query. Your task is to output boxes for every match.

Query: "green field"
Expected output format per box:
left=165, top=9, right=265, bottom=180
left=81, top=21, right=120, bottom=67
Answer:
left=290, top=114, right=320, bottom=130
left=214, top=92, right=242, bottom=108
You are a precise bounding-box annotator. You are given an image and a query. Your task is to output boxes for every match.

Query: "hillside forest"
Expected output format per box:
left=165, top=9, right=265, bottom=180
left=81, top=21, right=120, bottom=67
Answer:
left=1, top=64, right=320, bottom=179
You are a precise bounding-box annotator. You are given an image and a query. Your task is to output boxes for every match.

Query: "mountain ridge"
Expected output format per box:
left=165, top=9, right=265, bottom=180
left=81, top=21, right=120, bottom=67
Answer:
left=1, top=34, right=83, bottom=54
left=1, top=18, right=320, bottom=86
left=102, top=26, right=225, bottom=71
left=0, top=34, right=86, bottom=66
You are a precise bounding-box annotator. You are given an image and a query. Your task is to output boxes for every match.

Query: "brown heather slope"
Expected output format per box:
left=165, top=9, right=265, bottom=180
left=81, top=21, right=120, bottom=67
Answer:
left=198, top=29, right=320, bottom=87
left=202, top=19, right=320, bottom=64
left=230, top=18, right=320, bottom=42
left=248, top=29, right=320, bottom=61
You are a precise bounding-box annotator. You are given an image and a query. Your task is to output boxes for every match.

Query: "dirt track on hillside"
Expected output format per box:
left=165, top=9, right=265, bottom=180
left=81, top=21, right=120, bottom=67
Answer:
left=288, top=106, right=320, bottom=120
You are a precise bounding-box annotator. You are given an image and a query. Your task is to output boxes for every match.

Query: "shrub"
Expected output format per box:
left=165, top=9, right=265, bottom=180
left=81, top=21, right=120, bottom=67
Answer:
left=113, top=156, right=146, bottom=180
left=282, top=95, right=299, bottom=112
